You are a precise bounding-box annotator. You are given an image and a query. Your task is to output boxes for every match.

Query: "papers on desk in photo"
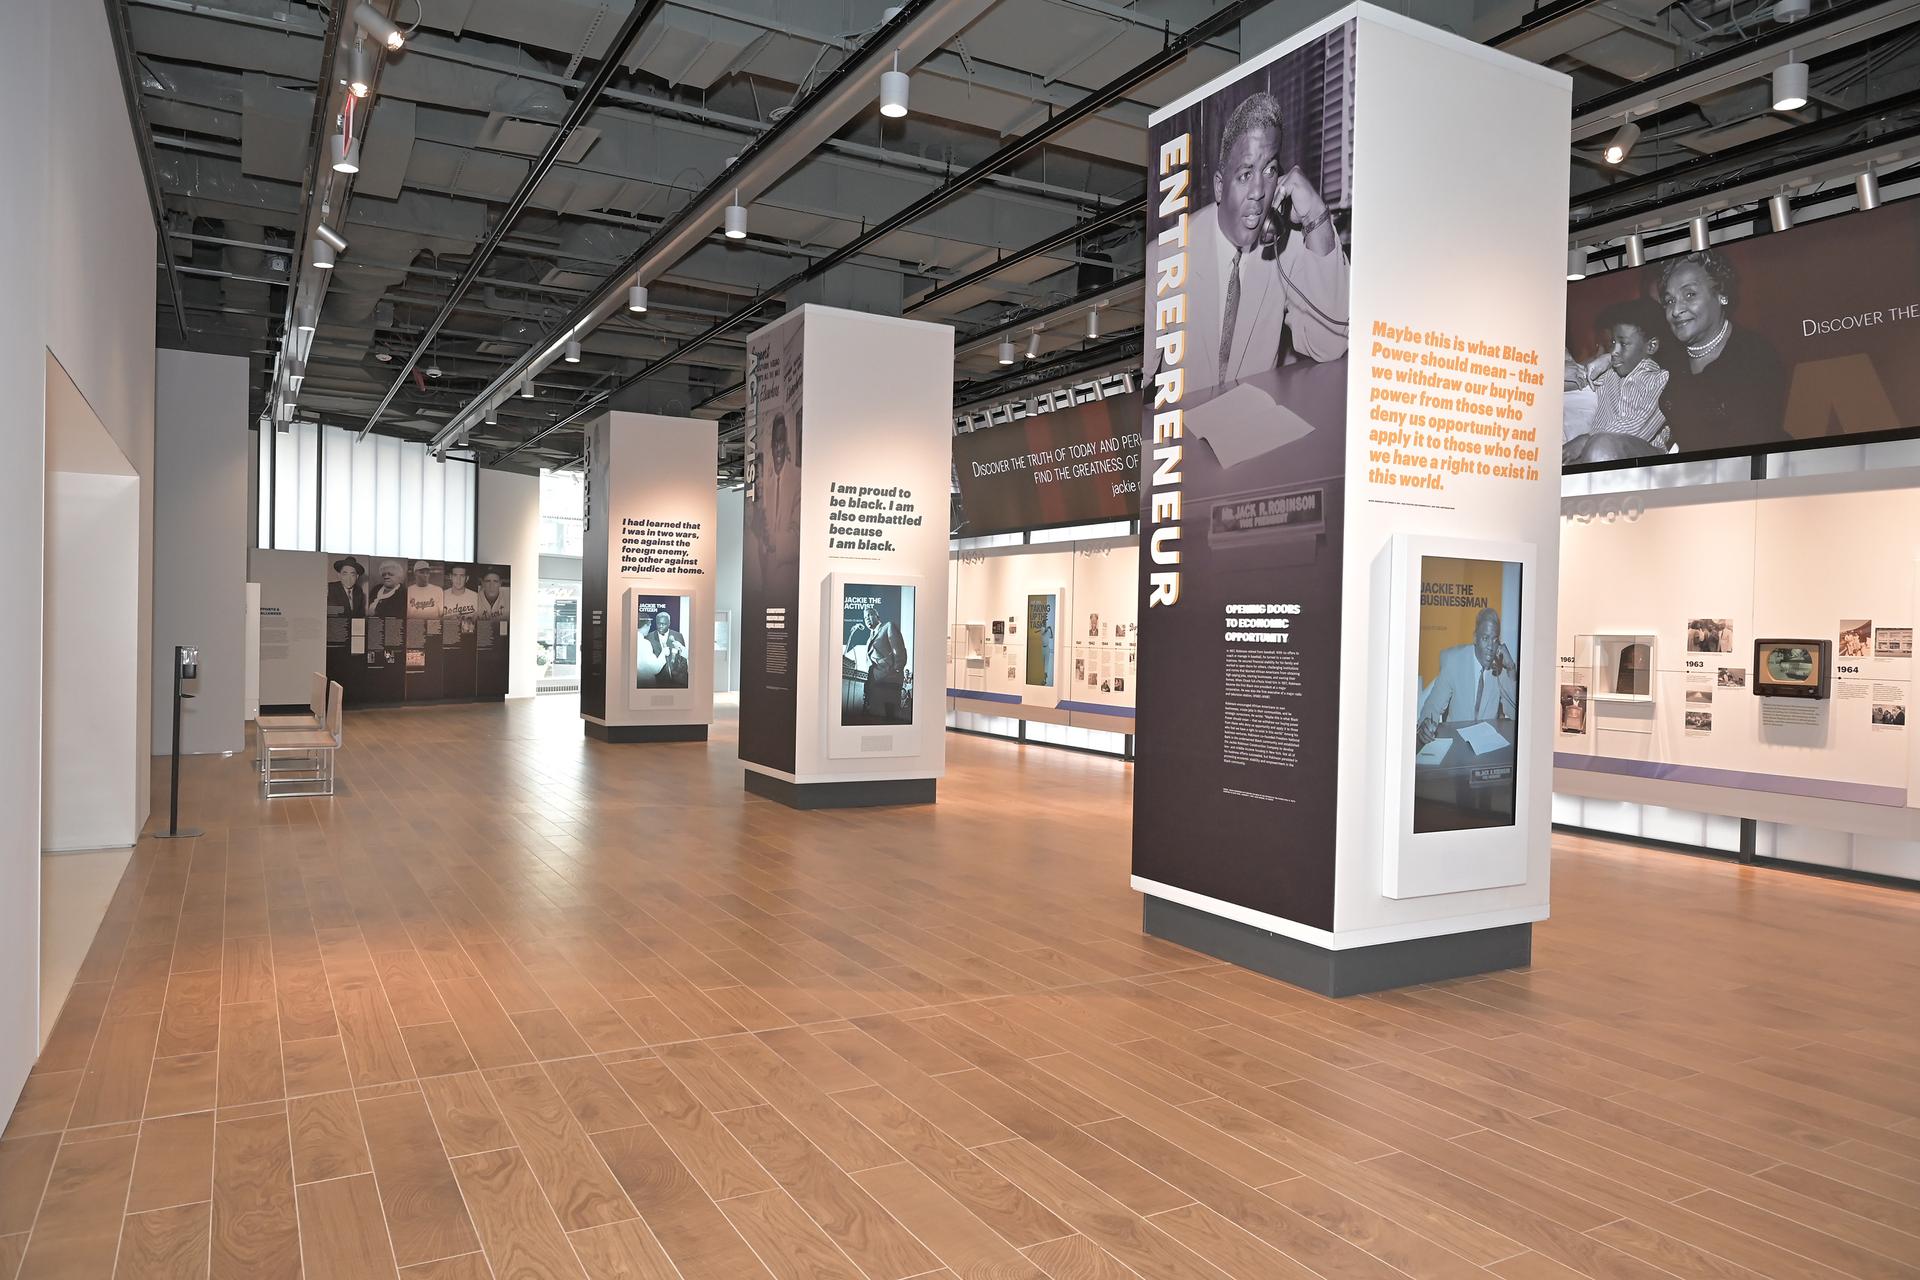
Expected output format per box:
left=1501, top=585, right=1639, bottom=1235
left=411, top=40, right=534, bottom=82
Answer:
left=1415, top=738, right=1451, bottom=766
left=1456, top=721, right=1510, bottom=756
left=1186, top=382, right=1317, bottom=469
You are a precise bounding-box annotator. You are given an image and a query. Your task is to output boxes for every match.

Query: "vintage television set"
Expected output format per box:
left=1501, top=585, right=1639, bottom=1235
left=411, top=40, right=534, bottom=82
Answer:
left=1751, top=638, right=1832, bottom=700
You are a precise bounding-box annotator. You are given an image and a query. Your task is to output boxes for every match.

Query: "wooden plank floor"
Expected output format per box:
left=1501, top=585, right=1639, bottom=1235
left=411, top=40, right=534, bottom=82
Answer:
left=7, top=695, right=1919, bottom=1280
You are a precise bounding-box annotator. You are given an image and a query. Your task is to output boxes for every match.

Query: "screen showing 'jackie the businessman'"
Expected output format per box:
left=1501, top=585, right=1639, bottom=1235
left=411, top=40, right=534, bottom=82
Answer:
left=840, top=584, right=914, bottom=727
left=1412, top=556, right=1522, bottom=834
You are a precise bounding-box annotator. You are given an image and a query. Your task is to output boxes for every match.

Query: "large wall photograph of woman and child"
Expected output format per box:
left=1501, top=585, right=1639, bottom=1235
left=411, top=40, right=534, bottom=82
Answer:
left=1563, top=201, right=1920, bottom=467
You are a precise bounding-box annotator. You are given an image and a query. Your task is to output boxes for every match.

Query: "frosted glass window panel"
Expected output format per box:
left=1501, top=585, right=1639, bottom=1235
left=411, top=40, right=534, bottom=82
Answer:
left=373, top=435, right=402, bottom=556
left=443, top=459, right=473, bottom=557
left=420, top=448, right=447, bottom=559
left=256, top=428, right=272, bottom=548
left=272, top=420, right=320, bottom=551
left=398, top=442, right=425, bottom=555
left=320, top=426, right=355, bottom=551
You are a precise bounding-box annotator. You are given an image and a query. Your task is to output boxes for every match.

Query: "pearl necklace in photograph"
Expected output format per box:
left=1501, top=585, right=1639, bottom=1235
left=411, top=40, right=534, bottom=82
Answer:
left=1686, top=320, right=1731, bottom=363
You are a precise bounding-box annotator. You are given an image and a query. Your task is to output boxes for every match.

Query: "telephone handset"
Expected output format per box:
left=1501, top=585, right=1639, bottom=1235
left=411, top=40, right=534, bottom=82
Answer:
left=1259, top=195, right=1293, bottom=261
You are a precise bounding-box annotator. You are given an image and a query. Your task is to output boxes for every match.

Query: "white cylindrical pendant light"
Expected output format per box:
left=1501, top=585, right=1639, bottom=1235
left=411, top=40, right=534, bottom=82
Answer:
left=329, top=131, right=361, bottom=174
left=880, top=52, right=909, bottom=118
left=1086, top=308, right=1101, bottom=340
left=1566, top=247, right=1587, bottom=281
left=1857, top=165, right=1881, bottom=211
left=1026, top=331, right=1040, bottom=360
left=1768, top=193, right=1794, bottom=232
left=353, top=2, right=405, bottom=50
left=724, top=193, right=748, bottom=239
left=484, top=406, right=498, bottom=426
left=1689, top=216, right=1710, bottom=251
left=564, top=340, right=581, bottom=364
left=520, top=377, right=535, bottom=399
left=1603, top=121, right=1640, bottom=165
left=1624, top=232, right=1645, bottom=267
left=997, top=339, right=1016, bottom=366
left=313, top=239, right=336, bottom=269
left=1772, top=59, right=1809, bottom=112
left=314, top=222, right=349, bottom=254
left=627, top=283, right=649, bottom=313
left=348, top=42, right=373, bottom=98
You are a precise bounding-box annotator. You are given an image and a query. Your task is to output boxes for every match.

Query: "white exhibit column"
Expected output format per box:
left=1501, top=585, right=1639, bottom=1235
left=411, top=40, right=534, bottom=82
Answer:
left=580, top=412, right=718, bottom=741
left=475, top=467, right=542, bottom=699
left=737, top=305, right=953, bottom=808
left=1130, top=4, right=1569, bottom=994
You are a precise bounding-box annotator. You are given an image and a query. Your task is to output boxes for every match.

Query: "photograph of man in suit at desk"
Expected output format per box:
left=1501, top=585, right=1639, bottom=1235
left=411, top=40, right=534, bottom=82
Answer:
left=1412, top=558, right=1523, bottom=834
left=1145, top=29, right=1353, bottom=474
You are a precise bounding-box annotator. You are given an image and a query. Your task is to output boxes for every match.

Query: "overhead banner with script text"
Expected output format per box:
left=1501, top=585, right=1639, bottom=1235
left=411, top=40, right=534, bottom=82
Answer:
left=952, top=397, right=1141, bottom=536
left=1132, top=20, right=1357, bottom=931
left=1564, top=200, right=1920, bottom=466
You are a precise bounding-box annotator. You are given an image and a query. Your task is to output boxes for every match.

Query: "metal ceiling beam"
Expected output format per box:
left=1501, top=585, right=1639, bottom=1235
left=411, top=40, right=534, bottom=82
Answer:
left=355, top=0, right=665, bottom=438
left=904, top=200, right=1143, bottom=315
left=436, top=0, right=999, bottom=453
left=1571, top=85, right=1920, bottom=231
left=102, top=0, right=190, bottom=338
left=1569, top=0, right=1920, bottom=142
left=484, top=0, right=1275, bottom=464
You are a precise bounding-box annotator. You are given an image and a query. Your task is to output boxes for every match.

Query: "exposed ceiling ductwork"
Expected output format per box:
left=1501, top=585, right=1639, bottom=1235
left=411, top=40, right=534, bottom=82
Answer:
left=113, top=0, right=1919, bottom=471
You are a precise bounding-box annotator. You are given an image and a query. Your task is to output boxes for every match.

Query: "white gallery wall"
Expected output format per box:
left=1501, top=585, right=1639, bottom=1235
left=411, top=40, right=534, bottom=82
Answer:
left=477, top=468, right=542, bottom=698
left=154, top=349, right=250, bottom=753
left=1557, top=469, right=1920, bottom=880
left=716, top=486, right=744, bottom=693
left=248, top=549, right=329, bottom=708
left=0, top=0, right=157, bottom=1117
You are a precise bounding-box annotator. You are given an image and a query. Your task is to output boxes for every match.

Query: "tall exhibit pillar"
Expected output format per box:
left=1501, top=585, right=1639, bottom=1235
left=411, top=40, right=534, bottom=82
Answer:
left=581, top=412, right=718, bottom=742
left=1130, top=4, right=1570, bottom=995
left=737, top=305, right=953, bottom=808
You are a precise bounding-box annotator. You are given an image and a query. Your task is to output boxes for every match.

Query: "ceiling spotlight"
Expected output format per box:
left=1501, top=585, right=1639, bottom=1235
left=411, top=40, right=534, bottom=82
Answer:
left=997, top=338, right=1016, bottom=366
left=314, top=222, right=348, bottom=254
left=627, top=283, right=649, bottom=313
left=1776, top=0, right=1810, bottom=19
left=352, top=2, right=405, bottom=51
left=565, top=340, right=581, bottom=364
left=312, top=240, right=337, bottom=269
left=348, top=41, right=372, bottom=98
left=1772, top=58, right=1808, bottom=112
left=520, top=377, right=535, bottom=398
left=1623, top=232, right=1645, bottom=267
left=1856, top=164, right=1881, bottom=211
left=1566, top=247, right=1588, bottom=281
left=1768, top=193, right=1794, bottom=232
left=1603, top=120, right=1639, bottom=165
left=329, top=131, right=361, bottom=174
left=724, top=193, right=748, bottom=240
left=1026, top=331, right=1040, bottom=360
left=1086, top=308, right=1101, bottom=340
left=485, top=406, right=498, bottom=426
left=373, top=349, right=392, bottom=362
left=425, top=360, right=442, bottom=379
left=296, top=318, right=317, bottom=334
left=1689, top=215, right=1710, bottom=251
left=880, top=52, right=910, bottom=119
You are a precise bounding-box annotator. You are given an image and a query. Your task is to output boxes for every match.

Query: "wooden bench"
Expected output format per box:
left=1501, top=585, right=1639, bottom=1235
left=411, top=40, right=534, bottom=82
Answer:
left=261, top=680, right=343, bottom=797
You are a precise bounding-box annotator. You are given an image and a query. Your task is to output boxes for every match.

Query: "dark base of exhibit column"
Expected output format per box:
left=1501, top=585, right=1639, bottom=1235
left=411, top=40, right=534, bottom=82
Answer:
left=1143, top=896, right=1530, bottom=997
left=744, top=770, right=936, bottom=810
left=583, top=721, right=710, bottom=743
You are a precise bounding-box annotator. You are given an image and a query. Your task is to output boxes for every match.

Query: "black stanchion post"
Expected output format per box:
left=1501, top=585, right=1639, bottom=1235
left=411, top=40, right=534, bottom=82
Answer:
left=155, top=644, right=204, bottom=839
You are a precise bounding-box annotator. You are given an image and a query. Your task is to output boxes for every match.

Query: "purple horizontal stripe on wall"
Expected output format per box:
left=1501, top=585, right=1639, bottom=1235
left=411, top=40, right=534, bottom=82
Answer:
left=947, top=688, right=1023, bottom=704
left=1055, top=700, right=1136, bottom=720
left=1553, top=752, right=1907, bottom=807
